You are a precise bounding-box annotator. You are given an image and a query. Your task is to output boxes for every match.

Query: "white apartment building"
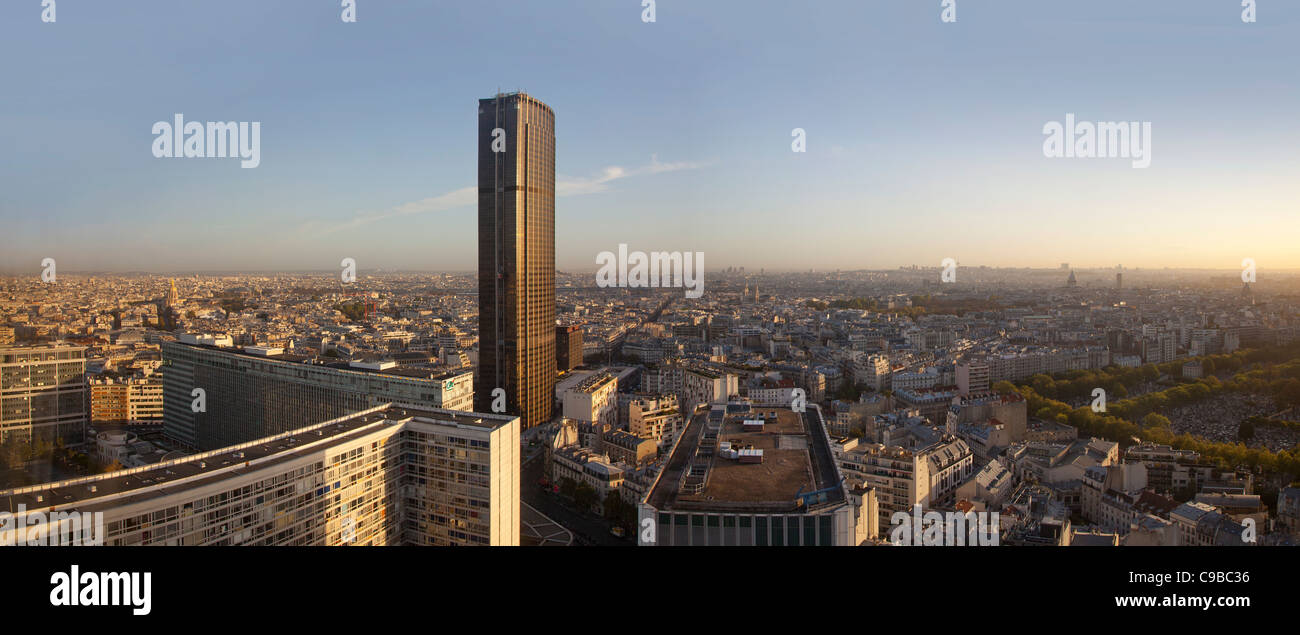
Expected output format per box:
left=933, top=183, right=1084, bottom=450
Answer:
left=562, top=372, right=617, bottom=427
left=853, top=354, right=891, bottom=391
left=627, top=394, right=682, bottom=447
left=644, top=364, right=738, bottom=413
left=0, top=404, right=520, bottom=546
left=890, top=368, right=941, bottom=391
left=955, top=361, right=990, bottom=395
left=831, top=435, right=973, bottom=535
left=1081, top=463, right=1149, bottom=534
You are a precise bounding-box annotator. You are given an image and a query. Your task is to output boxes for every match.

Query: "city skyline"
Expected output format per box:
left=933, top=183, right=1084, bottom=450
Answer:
left=5, top=1, right=1300, bottom=618
left=3, top=0, right=1299, bottom=273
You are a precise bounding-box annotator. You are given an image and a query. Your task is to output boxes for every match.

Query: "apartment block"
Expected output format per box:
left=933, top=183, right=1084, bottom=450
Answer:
left=831, top=434, right=973, bottom=535
left=0, top=404, right=520, bottom=546
left=626, top=393, right=682, bottom=447
left=89, top=376, right=163, bottom=424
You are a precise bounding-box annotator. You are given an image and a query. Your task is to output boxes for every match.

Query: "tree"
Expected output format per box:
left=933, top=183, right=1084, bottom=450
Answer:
left=558, top=477, right=577, bottom=499
left=1, top=436, right=31, bottom=470
left=603, top=491, right=624, bottom=520
left=835, top=384, right=863, bottom=402
left=992, top=381, right=1017, bottom=395
left=1141, top=413, right=1172, bottom=429
left=31, top=435, right=52, bottom=460
left=573, top=483, right=598, bottom=512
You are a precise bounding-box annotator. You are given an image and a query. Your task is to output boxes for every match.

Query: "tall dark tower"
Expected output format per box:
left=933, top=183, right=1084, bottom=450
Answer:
left=477, top=92, right=556, bottom=428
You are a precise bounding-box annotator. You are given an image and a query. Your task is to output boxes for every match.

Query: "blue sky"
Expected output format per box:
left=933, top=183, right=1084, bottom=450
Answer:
left=1, top=0, right=1297, bottom=273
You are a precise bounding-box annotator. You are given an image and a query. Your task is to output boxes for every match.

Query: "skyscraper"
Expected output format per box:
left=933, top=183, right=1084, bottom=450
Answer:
left=477, top=92, right=556, bottom=429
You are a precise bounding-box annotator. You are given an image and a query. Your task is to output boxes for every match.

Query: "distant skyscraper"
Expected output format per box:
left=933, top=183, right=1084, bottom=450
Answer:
left=556, top=324, right=583, bottom=372
left=1116, top=272, right=1123, bottom=289
left=477, top=92, right=556, bottom=429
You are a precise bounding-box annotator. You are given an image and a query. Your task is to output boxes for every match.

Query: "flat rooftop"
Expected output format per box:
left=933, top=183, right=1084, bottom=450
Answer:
left=0, top=404, right=516, bottom=515
left=325, top=362, right=468, bottom=382
left=167, top=341, right=465, bottom=382
left=646, top=403, right=844, bottom=514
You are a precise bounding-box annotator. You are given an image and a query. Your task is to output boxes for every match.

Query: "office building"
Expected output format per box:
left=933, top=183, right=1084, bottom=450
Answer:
left=0, top=345, right=87, bottom=445
left=162, top=340, right=473, bottom=450
left=477, top=91, right=557, bottom=429
left=638, top=401, right=874, bottom=546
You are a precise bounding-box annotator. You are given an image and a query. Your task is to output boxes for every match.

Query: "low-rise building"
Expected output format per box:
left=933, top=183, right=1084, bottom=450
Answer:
left=638, top=401, right=869, bottom=545
left=561, top=371, right=617, bottom=427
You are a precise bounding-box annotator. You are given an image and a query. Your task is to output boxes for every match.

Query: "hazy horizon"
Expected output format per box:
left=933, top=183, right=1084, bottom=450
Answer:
left=4, top=264, right=1299, bottom=277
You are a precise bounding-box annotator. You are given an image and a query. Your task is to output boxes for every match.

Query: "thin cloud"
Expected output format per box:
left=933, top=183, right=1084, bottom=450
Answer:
left=308, top=155, right=710, bottom=235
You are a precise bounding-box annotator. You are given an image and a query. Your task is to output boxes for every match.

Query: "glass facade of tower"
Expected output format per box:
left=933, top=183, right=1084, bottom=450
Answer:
left=477, top=92, right=556, bottom=429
